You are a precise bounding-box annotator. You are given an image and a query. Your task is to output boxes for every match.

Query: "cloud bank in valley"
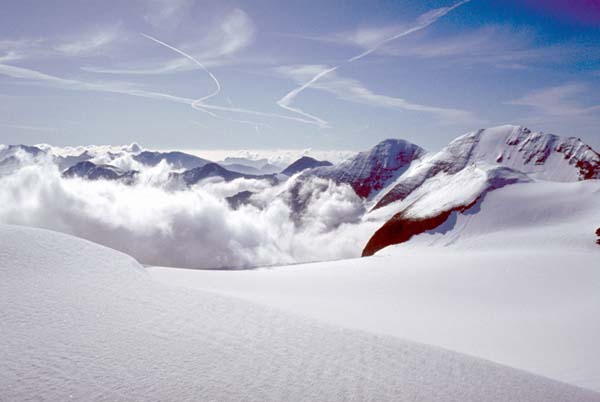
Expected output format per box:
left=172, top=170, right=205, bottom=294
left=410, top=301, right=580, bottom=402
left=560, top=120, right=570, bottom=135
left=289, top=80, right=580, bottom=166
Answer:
left=0, top=157, right=377, bottom=269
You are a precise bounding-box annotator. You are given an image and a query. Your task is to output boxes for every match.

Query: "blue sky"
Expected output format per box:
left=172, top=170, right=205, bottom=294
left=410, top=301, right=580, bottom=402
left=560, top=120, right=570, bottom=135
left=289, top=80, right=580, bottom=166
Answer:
left=0, top=0, right=599, bottom=151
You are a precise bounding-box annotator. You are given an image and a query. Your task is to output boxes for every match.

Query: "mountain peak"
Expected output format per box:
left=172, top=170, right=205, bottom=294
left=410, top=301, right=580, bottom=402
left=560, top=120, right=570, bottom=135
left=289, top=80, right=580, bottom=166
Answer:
left=281, top=156, right=332, bottom=176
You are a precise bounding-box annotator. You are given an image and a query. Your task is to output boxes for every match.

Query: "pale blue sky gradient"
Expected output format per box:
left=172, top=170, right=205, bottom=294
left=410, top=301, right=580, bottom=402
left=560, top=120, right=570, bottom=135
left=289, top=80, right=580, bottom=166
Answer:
left=0, top=0, right=599, bottom=151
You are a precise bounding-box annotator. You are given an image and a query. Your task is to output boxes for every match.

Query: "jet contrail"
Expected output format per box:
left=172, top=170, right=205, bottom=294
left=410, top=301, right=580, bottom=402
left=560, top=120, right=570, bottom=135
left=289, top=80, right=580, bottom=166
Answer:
left=141, top=33, right=221, bottom=105
left=277, top=0, right=471, bottom=125
left=141, top=33, right=323, bottom=127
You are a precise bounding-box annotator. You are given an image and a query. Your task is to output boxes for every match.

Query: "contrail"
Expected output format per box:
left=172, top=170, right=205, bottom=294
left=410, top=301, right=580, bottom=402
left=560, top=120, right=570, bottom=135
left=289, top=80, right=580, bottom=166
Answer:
left=141, top=33, right=221, bottom=105
left=277, top=0, right=471, bottom=125
left=277, top=66, right=337, bottom=128
left=141, top=33, right=324, bottom=127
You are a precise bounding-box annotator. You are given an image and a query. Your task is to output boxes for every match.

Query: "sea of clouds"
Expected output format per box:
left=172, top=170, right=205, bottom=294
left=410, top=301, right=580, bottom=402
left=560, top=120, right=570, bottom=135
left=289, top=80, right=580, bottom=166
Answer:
left=0, top=152, right=382, bottom=269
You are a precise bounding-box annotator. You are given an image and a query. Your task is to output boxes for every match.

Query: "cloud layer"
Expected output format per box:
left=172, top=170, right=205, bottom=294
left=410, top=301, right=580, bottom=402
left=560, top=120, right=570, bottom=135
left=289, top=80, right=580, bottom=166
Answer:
left=0, top=159, right=378, bottom=269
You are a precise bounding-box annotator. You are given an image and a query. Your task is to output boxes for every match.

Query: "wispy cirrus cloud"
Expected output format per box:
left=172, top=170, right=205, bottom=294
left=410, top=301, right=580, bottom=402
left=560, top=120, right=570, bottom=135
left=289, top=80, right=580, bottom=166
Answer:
left=278, top=64, right=479, bottom=124
left=298, top=24, right=596, bottom=70
left=54, top=27, right=122, bottom=57
left=0, top=123, right=57, bottom=132
left=142, top=0, right=193, bottom=27
left=0, top=61, right=321, bottom=127
left=83, top=9, right=256, bottom=75
left=275, top=0, right=471, bottom=127
left=506, top=83, right=600, bottom=117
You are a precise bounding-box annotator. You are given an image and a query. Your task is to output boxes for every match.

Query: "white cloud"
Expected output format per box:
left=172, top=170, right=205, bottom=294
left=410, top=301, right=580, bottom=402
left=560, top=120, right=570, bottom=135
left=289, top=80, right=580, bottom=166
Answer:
left=275, top=0, right=471, bottom=128
left=86, top=8, right=256, bottom=76
left=278, top=64, right=478, bottom=123
left=54, top=27, right=122, bottom=56
left=143, top=0, right=193, bottom=27
left=304, top=23, right=595, bottom=70
left=0, top=161, right=377, bottom=269
left=507, top=83, right=600, bottom=117
left=0, top=62, right=323, bottom=126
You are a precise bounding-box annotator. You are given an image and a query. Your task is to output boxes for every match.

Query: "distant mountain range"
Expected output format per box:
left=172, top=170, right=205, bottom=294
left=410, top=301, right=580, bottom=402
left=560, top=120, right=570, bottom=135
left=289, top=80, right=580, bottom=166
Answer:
left=2, top=124, right=599, bottom=255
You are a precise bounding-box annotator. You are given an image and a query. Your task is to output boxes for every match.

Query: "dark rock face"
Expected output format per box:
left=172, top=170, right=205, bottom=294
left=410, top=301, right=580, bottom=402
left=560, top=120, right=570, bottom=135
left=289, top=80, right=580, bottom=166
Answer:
left=363, top=168, right=525, bottom=256
left=577, top=159, right=600, bottom=180
left=62, top=161, right=137, bottom=183
left=362, top=210, right=453, bottom=257
left=281, top=156, right=332, bottom=176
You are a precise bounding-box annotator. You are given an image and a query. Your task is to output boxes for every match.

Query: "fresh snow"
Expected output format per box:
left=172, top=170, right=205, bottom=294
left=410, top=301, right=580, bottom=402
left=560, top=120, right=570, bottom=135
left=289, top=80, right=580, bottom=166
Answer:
left=149, top=180, right=600, bottom=392
left=4, top=225, right=600, bottom=401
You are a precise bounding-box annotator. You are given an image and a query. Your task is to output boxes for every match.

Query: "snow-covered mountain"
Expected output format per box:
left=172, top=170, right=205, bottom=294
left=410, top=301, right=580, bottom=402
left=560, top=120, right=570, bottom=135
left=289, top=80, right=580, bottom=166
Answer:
left=305, top=139, right=426, bottom=199
left=375, top=125, right=600, bottom=210
left=2, top=124, right=599, bottom=260
left=63, top=161, right=138, bottom=183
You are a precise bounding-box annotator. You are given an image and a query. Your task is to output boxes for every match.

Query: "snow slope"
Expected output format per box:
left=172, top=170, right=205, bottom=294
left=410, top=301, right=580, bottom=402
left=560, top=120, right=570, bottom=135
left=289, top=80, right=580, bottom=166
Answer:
left=308, top=138, right=425, bottom=199
left=2, top=224, right=599, bottom=402
left=375, top=125, right=599, bottom=210
left=149, top=179, right=600, bottom=392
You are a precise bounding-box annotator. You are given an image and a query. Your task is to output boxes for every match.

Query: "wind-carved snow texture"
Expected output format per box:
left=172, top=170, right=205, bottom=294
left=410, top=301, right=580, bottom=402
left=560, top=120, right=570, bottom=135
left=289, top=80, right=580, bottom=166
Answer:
left=2, top=224, right=600, bottom=402
left=150, top=180, right=600, bottom=392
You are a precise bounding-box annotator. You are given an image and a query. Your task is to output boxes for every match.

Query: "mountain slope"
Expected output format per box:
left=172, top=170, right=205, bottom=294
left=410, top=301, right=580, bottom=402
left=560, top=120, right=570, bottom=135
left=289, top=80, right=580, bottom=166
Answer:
left=173, top=162, right=278, bottom=185
left=150, top=179, right=600, bottom=392
left=375, top=125, right=600, bottom=210
left=363, top=165, right=530, bottom=256
left=3, top=224, right=599, bottom=402
left=63, top=161, right=137, bottom=183
left=134, top=150, right=210, bottom=170
left=281, top=156, right=333, bottom=176
left=308, top=139, right=425, bottom=199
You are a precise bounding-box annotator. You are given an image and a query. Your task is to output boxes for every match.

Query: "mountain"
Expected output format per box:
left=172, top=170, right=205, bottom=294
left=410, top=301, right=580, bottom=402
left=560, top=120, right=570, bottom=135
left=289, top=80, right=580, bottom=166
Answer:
left=174, top=163, right=244, bottom=185
left=364, top=125, right=600, bottom=255
left=173, top=163, right=278, bottom=186
left=375, top=125, right=600, bottom=210
left=63, top=161, right=137, bottom=183
left=281, top=156, right=332, bottom=176
left=306, top=139, right=426, bottom=199
left=55, top=150, right=94, bottom=170
left=0, top=144, right=44, bottom=160
left=134, top=150, right=211, bottom=170
left=223, top=163, right=283, bottom=175
left=220, top=157, right=282, bottom=174
left=363, top=165, right=530, bottom=256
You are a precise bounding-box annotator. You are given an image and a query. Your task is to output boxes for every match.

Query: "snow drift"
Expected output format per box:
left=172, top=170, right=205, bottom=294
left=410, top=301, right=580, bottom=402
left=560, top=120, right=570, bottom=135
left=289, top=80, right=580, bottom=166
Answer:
left=2, top=224, right=599, bottom=402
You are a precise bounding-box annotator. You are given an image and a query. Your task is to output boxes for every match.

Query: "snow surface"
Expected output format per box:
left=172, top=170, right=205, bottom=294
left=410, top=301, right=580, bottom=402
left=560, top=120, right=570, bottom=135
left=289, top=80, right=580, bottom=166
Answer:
left=150, top=180, right=600, bottom=392
left=373, top=125, right=599, bottom=210
left=3, top=224, right=600, bottom=401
